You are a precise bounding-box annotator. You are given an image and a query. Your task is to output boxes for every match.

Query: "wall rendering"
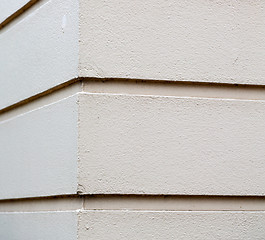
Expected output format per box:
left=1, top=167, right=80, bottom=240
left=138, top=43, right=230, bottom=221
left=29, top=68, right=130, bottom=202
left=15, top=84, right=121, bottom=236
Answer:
left=1, top=0, right=265, bottom=239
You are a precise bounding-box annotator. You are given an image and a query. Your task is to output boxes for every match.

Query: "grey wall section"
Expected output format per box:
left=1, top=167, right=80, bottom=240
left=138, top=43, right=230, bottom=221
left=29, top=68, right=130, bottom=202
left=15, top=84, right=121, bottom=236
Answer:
left=0, top=0, right=79, bottom=110
left=78, top=93, right=265, bottom=196
left=78, top=211, right=265, bottom=239
left=0, top=0, right=30, bottom=23
left=0, top=95, right=79, bottom=199
left=79, top=0, right=265, bottom=85
left=0, top=211, right=78, bottom=240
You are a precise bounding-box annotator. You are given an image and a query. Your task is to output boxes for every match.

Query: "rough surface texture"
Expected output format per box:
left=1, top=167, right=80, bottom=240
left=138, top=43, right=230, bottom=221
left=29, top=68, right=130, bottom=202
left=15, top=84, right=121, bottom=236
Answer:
left=80, top=0, right=265, bottom=85
left=1, top=0, right=265, bottom=238
left=79, top=210, right=265, bottom=239
left=79, top=93, right=265, bottom=195
left=2, top=0, right=265, bottom=110
left=0, top=211, right=78, bottom=240
left=2, top=92, right=265, bottom=199
left=0, top=0, right=79, bottom=110
left=0, top=95, right=78, bottom=199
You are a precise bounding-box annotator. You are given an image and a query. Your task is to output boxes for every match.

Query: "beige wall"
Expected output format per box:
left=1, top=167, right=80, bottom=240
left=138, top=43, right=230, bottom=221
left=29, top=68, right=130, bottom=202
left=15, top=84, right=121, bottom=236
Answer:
left=1, top=0, right=265, bottom=239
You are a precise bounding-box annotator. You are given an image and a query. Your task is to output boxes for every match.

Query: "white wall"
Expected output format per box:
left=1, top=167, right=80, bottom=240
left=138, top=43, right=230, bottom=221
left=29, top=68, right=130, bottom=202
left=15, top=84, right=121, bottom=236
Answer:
left=0, top=0, right=30, bottom=23
left=0, top=95, right=79, bottom=199
left=0, top=0, right=79, bottom=110
left=0, top=211, right=78, bottom=240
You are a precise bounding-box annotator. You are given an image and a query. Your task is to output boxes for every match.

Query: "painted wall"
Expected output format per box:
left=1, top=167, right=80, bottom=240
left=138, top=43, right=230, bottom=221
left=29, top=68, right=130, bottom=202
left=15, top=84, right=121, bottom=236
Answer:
left=1, top=0, right=265, bottom=239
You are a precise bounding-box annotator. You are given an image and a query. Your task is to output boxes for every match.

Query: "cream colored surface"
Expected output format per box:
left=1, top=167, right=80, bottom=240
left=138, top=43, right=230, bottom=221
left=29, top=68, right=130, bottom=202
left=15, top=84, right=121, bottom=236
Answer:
left=2, top=91, right=265, bottom=199
left=1, top=0, right=265, bottom=110
left=84, top=80, right=265, bottom=100
left=3, top=79, right=265, bottom=122
left=1, top=0, right=265, bottom=238
left=84, top=195, right=265, bottom=212
left=78, top=211, right=265, bottom=239
left=79, top=0, right=265, bottom=85
left=79, top=93, right=265, bottom=196
left=1, top=209, right=264, bottom=239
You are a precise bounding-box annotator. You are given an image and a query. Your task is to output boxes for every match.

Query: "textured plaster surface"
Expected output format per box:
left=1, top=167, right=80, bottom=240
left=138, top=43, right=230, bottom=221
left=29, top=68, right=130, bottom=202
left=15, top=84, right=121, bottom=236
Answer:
left=1, top=92, right=265, bottom=199
left=78, top=210, right=265, bottom=239
left=1, top=210, right=264, bottom=239
left=79, top=0, right=265, bottom=85
left=78, top=93, right=265, bottom=195
left=1, top=1, right=265, bottom=237
left=1, top=0, right=265, bottom=110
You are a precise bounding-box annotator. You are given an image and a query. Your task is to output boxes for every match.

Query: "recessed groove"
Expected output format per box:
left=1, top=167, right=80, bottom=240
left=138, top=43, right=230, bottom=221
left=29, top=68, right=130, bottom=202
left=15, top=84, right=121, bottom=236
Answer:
left=0, top=195, right=82, bottom=212
left=0, top=79, right=81, bottom=122
left=0, top=195, right=265, bottom=212
left=0, top=0, right=44, bottom=31
left=2, top=77, right=265, bottom=121
left=85, top=195, right=265, bottom=212
left=83, top=78, right=265, bottom=101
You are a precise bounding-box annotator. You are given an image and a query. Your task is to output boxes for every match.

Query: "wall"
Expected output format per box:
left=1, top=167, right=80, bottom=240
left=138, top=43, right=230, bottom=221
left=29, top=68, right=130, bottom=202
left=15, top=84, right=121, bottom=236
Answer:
left=1, top=0, right=265, bottom=239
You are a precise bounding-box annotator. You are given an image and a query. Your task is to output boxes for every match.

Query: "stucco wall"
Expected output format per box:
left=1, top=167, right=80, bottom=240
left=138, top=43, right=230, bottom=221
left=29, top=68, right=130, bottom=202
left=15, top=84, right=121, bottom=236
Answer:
left=1, top=1, right=265, bottom=239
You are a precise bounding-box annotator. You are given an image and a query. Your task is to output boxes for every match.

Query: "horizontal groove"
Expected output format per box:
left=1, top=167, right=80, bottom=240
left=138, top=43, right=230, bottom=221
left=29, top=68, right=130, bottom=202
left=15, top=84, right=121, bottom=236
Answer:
left=0, top=0, right=43, bottom=31
left=0, top=194, right=265, bottom=212
left=85, top=195, right=265, bottom=212
left=0, top=195, right=83, bottom=212
left=2, top=77, right=265, bottom=121
left=0, top=79, right=81, bottom=122
left=0, top=78, right=80, bottom=115
left=83, top=78, right=265, bottom=101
